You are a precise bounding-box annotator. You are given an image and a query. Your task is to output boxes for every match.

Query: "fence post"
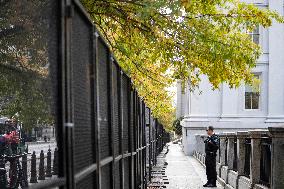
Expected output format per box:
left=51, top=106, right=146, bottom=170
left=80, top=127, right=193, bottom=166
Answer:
left=0, top=157, right=6, bottom=188
left=248, top=130, right=268, bottom=185
left=9, top=157, right=17, bottom=187
left=200, top=135, right=206, bottom=164
left=22, top=152, right=29, bottom=186
left=30, top=151, right=38, bottom=183
left=219, top=134, right=227, bottom=166
left=268, top=126, right=284, bottom=189
left=38, top=150, right=45, bottom=180
left=236, top=131, right=249, bottom=175
left=226, top=132, right=236, bottom=170
left=53, top=148, right=58, bottom=175
left=46, top=148, right=52, bottom=177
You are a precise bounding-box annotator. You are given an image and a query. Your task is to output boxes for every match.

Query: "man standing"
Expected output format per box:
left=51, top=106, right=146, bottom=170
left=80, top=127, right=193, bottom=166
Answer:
left=203, top=126, right=219, bottom=187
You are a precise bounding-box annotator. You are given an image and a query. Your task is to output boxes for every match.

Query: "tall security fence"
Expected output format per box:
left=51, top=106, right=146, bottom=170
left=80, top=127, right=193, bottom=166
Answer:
left=0, top=0, right=170, bottom=189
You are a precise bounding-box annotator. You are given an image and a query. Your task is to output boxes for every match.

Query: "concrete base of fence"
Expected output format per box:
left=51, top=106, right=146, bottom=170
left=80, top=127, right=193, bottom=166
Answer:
left=253, top=184, right=269, bottom=189
left=227, top=170, right=238, bottom=188
left=216, top=163, right=222, bottom=177
left=218, top=175, right=226, bottom=187
left=238, top=176, right=252, bottom=189
left=225, top=183, right=235, bottom=189
left=221, top=166, right=228, bottom=183
left=202, top=154, right=205, bottom=164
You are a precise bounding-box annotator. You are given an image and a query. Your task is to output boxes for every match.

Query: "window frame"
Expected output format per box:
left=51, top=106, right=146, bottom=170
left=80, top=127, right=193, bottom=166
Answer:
left=248, top=26, right=260, bottom=45
left=244, top=74, right=261, bottom=111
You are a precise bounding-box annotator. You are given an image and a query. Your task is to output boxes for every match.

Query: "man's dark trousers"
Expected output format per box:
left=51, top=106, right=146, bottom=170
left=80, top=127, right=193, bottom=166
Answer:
left=205, top=153, right=217, bottom=185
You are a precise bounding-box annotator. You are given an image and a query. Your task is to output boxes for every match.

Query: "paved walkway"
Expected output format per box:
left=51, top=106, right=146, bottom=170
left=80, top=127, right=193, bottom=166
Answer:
left=165, top=144, right=221, bottom=189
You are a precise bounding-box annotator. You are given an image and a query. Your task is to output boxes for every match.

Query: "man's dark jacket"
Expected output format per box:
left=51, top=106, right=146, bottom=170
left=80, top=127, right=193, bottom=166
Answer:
left=204, top=134, right=219, bottom=154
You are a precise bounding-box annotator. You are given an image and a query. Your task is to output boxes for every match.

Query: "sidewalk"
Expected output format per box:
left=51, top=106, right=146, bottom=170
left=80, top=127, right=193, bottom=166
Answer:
left=164, top=143, right=222, bottom=189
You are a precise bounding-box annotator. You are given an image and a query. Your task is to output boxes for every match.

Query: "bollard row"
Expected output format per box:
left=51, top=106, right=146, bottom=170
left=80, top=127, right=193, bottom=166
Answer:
left=30, top=148, right=59, bottom=183
left=0, top=147, right=59, bottom=188
left=193, top=127, right=284, bottom=189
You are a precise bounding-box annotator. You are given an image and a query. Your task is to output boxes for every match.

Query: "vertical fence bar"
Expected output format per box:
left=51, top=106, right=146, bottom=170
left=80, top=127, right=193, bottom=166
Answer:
left=133, top=90, right=138, bottom=189
left=130, top=87, right=135, bottom=189
left=142, top=102, right=147, bottom=189
left=120, top=71, right=125, bottom=189
left=90, top=26, right=97, bottom=189
left=109, top=55, right=115, bottom=189
left=64, top=0, right=75, bottom=188
left=148, top=111, right=152, bottom=182
left=119, top=69, right=124, bottom=189
left=94, top=31, right=101, bottom=189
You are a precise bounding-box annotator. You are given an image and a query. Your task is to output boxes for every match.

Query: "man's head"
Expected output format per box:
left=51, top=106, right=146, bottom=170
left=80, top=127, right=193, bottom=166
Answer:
left=206, top=126, right=214, bottom=136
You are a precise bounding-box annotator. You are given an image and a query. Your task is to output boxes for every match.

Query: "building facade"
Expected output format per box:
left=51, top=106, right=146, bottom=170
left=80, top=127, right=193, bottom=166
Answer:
left=178, top=0, right=284, bottom=155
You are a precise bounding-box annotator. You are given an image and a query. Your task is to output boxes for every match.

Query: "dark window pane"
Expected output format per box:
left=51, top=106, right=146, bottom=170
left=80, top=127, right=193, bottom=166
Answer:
left=245, top=92, right=252, bottom=109
left=252, top=93, right=260, bottom=109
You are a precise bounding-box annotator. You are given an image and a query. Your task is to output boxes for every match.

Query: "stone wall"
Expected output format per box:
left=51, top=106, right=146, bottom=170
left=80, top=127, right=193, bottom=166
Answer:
left=192, top=127, right=284, bottom=189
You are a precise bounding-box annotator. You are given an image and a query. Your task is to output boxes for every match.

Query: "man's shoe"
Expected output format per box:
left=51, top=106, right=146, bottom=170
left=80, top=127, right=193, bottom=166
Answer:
left=204, top=183, right=217, bottom=187
left=203, top=183, right=209, bottom=187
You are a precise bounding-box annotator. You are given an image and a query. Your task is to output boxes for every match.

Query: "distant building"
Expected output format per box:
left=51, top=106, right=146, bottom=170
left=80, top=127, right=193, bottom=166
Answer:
left=177, top=0, right=284, bottom=155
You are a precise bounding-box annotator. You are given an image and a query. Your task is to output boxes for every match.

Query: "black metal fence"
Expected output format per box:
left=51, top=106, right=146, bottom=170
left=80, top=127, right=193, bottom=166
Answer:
left=0, top=0, right=170, bottom=189
left=233, top=137, right=238, bottom=172
left=260, top=136, right=271, bottom=187
left=244, top=138, right=251, bottom=178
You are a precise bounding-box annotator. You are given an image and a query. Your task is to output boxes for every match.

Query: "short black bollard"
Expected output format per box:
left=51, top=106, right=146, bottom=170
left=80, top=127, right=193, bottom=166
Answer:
left=25, top=145, right=29, bottom=154
left=38, top=150, right=45, bottom=180
left=52, top=148, right=58, bottom=175
left=46, top=148, right=52, bottom=177
left=30, top=151, right=37, bottom=183
left=0, top=158, right=7, bottom=188
left=9, top=157, right=17, bottom=188
left=22, top=153, right=29, bottom=186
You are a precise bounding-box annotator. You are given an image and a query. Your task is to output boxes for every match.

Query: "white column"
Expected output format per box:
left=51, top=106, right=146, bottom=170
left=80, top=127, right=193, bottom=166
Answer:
left=266, top=0, right=284, bottom=123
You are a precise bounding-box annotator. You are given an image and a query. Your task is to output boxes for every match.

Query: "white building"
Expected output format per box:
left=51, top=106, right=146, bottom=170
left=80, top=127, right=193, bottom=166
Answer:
left=177, top=0, right=284, bottom=155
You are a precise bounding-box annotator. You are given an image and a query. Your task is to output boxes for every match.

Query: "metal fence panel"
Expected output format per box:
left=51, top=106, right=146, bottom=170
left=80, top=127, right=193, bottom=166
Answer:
left=122, top=75, right=130, bottom=152
left=112, top=63, right=121, bottom=157
left=97, top=39, right=111, bottom=160
left=71, top=5, right=95, bottom=188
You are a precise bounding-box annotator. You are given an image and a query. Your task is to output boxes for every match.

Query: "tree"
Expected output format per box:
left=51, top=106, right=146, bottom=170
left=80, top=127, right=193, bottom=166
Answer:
left=81, top=0, right=283, bottom=128
left=173, top=117, right=183, bottom=136
left=0, top=0, right=54, bottom=131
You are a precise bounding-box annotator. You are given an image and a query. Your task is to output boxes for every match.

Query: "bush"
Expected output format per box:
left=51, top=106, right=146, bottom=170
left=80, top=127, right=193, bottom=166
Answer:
left=173, top=117, right=183, bottom=136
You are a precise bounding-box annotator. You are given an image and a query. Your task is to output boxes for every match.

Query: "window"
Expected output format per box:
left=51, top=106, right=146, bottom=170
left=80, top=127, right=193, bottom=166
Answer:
left=245, top=75, right=260, bottom=110
left=248, top=26, right=260, bottom=44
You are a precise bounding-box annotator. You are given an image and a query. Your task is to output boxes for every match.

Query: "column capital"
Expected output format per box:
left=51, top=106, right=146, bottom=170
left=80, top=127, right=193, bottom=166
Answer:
left=218, top=133, right=227, bottom=138
left=236, top=131, right=249, bottom=139
left=268, top=126, right=284, bottom=138
left=248, top=129, right=269, bottom=139
left=224, top=132, right=236, bottom=139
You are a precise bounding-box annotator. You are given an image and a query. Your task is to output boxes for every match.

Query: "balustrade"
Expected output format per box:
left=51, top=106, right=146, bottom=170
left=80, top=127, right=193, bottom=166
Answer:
left=192, top=126, right=284, bottom=189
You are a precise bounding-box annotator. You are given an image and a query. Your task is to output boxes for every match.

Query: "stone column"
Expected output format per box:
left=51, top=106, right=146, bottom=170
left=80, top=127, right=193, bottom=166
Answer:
left=194, top=134, right=200, bottom=157
left=219, top=134, right=227, bottom=166
left=216, top=133, right=220, bottom=163
left=200, top=134, right=206, bottom=163
left=248, top=130, right=268, bottom=185
left=225, top=132, right=236, bottom=170
left=200, top=135, right=206, bottom=155
left=266, top=0, right=284, bottom=123
left=269, top=127, right=284, bottom=189
left=236, top=131, right=249, bottom=175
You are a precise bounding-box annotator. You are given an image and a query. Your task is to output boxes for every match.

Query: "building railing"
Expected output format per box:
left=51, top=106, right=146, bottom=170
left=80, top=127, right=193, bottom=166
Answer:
left=193, top=127, right=284, bottom=189
left=233, top=137, right=238, bottom=172
left=244, top=138, right=251, bottom=178
left=259, top=136, right=271, bottom=187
